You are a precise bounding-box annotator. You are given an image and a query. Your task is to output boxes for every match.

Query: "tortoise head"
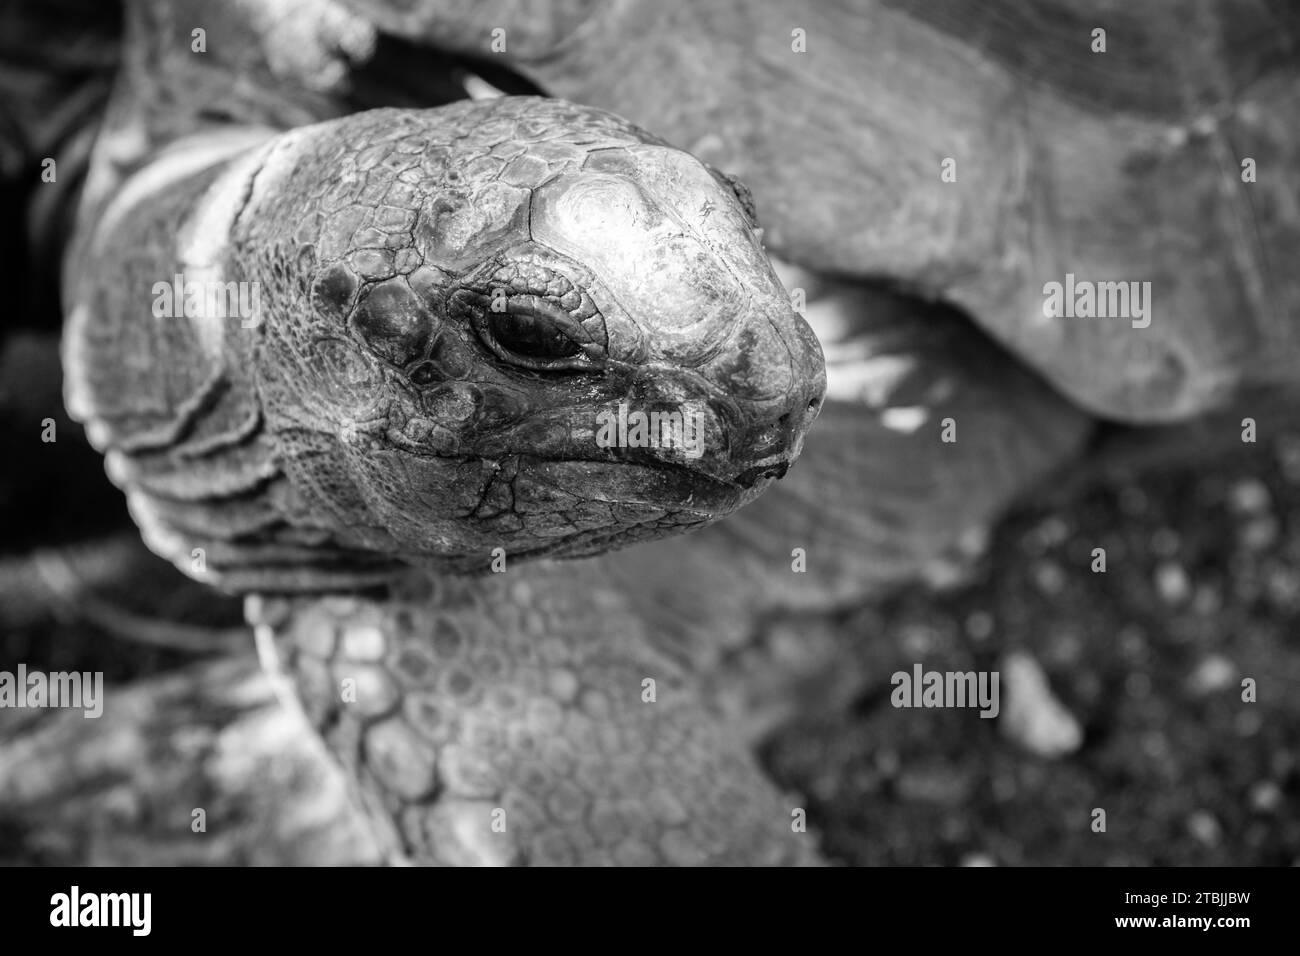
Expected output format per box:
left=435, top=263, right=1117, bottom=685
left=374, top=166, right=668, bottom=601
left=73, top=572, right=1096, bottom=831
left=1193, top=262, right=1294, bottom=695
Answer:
left=251, top=99, right=825, bottom=568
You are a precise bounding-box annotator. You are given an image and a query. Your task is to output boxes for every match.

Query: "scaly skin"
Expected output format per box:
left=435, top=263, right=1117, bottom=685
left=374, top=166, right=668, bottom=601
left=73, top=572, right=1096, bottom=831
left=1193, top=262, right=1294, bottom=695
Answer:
left=250, top=566, right=818, bottom=865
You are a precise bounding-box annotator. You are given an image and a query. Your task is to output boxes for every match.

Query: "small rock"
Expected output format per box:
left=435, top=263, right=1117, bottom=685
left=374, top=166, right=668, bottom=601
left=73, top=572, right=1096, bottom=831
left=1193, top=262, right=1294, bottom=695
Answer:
left=958, top=525, right=991, bottom=559
left=101, top=786, right=144, bottom=824
left=920, top=555, right=973, bottom=591
left=1192, top=584, right=1222, bottom=615
left=1045, top=628, right=1083, bottom=666
left=1155, top=561, right=1192, bottom=604
left=874, top=749, right=900, bottom=777
left=920, top=529, right=991, bottom=591
left=1151, top=527, right=1181, bottom=557
left=1187, top=811, right=1222, bottom=847
left=1277, top=436, right=1300, bottom=484
left=1033, top=516, right=1070, bottom=548
left=1235, top=710, right=1263, bottom=737
left=1187, top=654, right=1235, bottom=695
left=1033, top=560, right=1066, bottom=596
left=1118, top=625, right=1148, bottom=658
left=1229, top=478, right=1272, bottom=515
left=1239, top=515, right=1279, bottom=552
left=900, top=625, right=935, bottom=657
left=1140, top=731, right=1170, bottom=761
left=1249, top=781, right=1282, bottom=813
left=961, top=852, right=996, bottom=867
left=1265, top=565, right=1300, bottom=607
left=965, top=610, right=995, bottom=642
left=998, top=652, right=1083, bottom=758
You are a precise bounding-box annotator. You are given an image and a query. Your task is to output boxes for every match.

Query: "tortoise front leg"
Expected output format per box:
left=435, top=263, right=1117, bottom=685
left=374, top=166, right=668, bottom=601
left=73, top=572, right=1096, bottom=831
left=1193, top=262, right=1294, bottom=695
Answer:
left=249, top=566, right=820, bottom=866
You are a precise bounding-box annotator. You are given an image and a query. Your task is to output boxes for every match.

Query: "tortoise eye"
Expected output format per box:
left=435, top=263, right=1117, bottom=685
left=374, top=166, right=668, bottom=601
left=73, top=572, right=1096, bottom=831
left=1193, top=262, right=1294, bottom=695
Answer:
left=455, top=290, right=601, bottom=373
left=451, top=263, right=605, bottom=373
left=487, top=307, right=583, bottom=360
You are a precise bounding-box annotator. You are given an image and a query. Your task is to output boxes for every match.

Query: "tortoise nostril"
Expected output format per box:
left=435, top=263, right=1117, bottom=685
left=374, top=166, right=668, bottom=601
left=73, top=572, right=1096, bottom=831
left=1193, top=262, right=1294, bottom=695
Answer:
left=779, top=394, right=820, bottom=431
left=731, top=460, right=790, bottom=488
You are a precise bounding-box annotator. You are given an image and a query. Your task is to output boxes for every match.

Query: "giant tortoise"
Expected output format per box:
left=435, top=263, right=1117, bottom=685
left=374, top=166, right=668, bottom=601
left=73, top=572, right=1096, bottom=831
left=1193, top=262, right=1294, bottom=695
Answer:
left=10, top=0, right=1300, bottom=864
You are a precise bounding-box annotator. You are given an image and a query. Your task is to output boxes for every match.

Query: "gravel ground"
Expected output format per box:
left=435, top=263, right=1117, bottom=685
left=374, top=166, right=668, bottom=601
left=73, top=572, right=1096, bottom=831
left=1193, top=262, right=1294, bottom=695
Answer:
left=767, top=430, right=1300, bottom=865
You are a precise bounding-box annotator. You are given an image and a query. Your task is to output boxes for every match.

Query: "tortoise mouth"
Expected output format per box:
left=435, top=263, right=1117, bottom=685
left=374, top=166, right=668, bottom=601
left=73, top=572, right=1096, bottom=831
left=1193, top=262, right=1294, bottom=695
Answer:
left=489, top=454, right=794, bottom=560
left=507, top=516, right=719, bottom=563
left=520, top=456, right=761, bottom=520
